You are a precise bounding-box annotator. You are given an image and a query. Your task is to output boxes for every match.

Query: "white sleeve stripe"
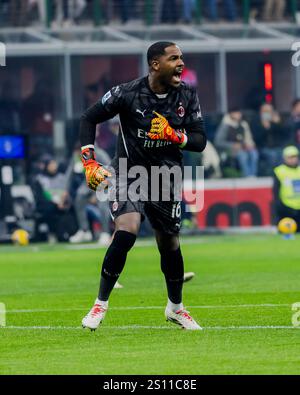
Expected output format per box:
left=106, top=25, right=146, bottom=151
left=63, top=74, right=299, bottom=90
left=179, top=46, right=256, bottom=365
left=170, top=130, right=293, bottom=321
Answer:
left=81, top=144, right=95, bottom=151
left=119, top=120, right=129, bottom=158
left=179, top=134, right=188, bottom=148
left=109, top=209, right=115, bottom=221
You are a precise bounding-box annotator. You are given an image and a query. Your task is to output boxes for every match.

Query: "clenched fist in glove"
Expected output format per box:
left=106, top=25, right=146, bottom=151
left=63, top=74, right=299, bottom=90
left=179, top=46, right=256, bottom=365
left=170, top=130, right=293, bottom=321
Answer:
left=147, top=111, right=187, bottom=146
left=81, top=147, right=111, bottom=191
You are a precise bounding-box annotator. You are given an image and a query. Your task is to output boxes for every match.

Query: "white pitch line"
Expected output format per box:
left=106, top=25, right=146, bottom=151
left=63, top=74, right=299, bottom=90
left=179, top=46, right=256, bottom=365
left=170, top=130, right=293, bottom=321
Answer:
left=6, top=303, right=290, bottom=314
left=1, top=325, right=298, bottom=331
left=1, top=325, right=174, bottom=330
left=64, top=237, right=215, bottom=251
left=205, top=326, right=298, bottom=330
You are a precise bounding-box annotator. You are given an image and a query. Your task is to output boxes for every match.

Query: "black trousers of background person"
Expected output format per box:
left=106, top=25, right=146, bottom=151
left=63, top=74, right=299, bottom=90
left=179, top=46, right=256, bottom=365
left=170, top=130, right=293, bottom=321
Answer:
left=36, top=201, right=77, bottom=241
left=276, top=203, right=300, bottom=233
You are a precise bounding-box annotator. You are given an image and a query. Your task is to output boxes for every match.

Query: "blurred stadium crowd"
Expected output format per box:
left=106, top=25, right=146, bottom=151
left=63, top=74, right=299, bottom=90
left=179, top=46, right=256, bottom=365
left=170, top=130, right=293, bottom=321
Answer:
left=4, top=94, right=299, bottom=243
left=2, top=79, right=300, bottom=178
left=0, top=0, right=297, bottom=27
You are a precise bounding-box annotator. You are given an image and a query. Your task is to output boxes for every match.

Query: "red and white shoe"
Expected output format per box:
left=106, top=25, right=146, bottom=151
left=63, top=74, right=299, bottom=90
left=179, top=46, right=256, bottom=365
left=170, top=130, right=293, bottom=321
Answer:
left=82, top=303, right=107, bottom=331
left=165, top=307, right=202, bottom=330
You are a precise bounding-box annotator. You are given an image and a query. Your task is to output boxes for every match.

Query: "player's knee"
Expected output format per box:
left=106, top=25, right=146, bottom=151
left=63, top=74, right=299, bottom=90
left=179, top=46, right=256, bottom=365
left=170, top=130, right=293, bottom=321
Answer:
left=112, top=230, right=136, bottom=251
left=156, top=233, right=180, bottom=253
left=115, top=213, right=141, bottom=235
left=117, top=224, right=139, bottom=235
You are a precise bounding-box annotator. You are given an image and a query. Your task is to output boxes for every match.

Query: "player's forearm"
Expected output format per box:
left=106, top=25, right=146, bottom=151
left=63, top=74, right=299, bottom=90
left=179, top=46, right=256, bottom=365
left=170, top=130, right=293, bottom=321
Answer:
left=182, top=121, right=207, bottom=152
left=79, top=101, right=113, bottom=147
left=79, top=117, right=97, bottom=147
left=79, top=102, right=114, bottom=191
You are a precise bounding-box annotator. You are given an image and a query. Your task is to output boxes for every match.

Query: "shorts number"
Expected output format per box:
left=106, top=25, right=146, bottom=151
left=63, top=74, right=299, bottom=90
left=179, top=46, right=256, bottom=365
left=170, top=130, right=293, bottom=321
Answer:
left=172, top=202, right=181, bottom=219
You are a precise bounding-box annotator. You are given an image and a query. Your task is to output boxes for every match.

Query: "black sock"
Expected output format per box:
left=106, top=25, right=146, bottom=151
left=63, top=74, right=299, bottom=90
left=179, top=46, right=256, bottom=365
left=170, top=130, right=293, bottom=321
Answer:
left=160, top=248, right=184, bottom=304
left=98, top=276, right=115, bottom=302
left=98, top=230, right=136, bottom=301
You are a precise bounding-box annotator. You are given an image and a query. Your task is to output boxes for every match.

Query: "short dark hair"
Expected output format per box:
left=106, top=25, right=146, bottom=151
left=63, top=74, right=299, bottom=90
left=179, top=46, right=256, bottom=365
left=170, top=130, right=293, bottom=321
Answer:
left=147, top=41, right=176, bottom=66
left=228, top=107, right=241, bottom=114
left=292, top=98, right=300, bottom=108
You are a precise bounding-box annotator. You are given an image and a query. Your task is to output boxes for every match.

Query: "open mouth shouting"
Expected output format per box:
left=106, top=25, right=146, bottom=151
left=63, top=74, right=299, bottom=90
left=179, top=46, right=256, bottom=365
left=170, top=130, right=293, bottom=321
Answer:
left=172, top=68, right=183, bottom=85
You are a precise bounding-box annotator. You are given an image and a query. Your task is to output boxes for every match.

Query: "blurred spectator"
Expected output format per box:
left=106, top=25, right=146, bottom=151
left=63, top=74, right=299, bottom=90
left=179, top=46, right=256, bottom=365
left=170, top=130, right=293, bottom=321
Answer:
left=29, top=153, right=53, bottom=183
left=84, top=76, right=111, bottom=109
left=52, top=0, right=86, bottom=27
left=286, top=99, right=300, bottom=149
left=215, top=108, right=258, bottom=177
left=252, top=103, right=286, bottom=173
left=28, top=0, right=47, bottom=26
left=0, top=1, right=9, bottom=26
left=0, top=81, right=21, bottom=133
left=161, top=0, right=180, bottom=23
left=1, top=0, right=49, bottom=27
left=31, top=158, right=76, bottom=242
left=118, top=0, right=137, bottom=23
left=0, top=0, right=248, bottom=27
left=202, top=140, right=222, bottom=178
left=182, top=0, right=196, bottom=23
left=273, top=146, right=300, bottom=230
left=21, top=80, right=54, bottom=134
left=262, top=0, right=286, bottom=21
left=84, top=81, right=100, bottom=109
left=185, top=140, right=221, bottom=178
left=205, top=0, right=237, bottom=22
left=10, top=0, right=28, bottom=26
left=102, top=0, right=138, bottom=24
left=95, top=119, right=118, bottom=159
left=21, top=79, right=54, bottom=158
left=83, top=79, right=118, bottom=159
left=244, top=85, right=267, bottom=112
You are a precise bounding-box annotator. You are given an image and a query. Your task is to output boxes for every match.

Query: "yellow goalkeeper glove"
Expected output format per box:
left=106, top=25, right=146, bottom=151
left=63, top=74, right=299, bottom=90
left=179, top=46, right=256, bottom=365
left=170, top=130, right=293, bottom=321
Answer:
left=148, top=111, right=186, bottom=145
left=81, top=147, right=111, bottom=192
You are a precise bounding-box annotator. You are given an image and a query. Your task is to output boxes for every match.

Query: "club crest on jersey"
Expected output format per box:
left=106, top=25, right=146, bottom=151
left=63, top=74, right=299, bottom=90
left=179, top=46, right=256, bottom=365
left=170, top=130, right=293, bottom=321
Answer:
left=112, top=201, right=119, bottom=212
left=177, top=105, right=185, bottom=118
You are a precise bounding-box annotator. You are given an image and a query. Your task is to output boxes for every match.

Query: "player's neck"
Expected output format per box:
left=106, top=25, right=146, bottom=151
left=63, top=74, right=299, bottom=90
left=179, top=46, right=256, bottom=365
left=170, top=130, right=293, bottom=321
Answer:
left=147, top=75, right=169, bottom=95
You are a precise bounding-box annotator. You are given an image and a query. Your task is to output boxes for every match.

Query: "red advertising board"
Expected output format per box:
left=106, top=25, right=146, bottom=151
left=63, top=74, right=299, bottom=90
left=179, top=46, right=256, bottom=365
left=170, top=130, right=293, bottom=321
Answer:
left=184, top=178, right=274, bottom=228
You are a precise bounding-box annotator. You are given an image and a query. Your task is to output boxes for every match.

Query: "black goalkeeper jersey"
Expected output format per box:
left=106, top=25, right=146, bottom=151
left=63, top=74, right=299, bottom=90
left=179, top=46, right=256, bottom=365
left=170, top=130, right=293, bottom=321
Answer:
left=80, top=76, right=205, bottom=172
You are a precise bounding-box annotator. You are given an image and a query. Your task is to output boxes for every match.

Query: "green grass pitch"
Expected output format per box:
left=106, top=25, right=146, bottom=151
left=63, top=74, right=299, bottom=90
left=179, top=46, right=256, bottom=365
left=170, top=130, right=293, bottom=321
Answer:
left=0, top=234, right=300, bottom=375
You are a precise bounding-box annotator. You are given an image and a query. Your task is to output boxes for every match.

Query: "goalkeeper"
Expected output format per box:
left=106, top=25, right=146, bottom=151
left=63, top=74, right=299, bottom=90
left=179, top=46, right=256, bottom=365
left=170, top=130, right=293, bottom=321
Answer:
left=80, top=41, right=206, bottom=330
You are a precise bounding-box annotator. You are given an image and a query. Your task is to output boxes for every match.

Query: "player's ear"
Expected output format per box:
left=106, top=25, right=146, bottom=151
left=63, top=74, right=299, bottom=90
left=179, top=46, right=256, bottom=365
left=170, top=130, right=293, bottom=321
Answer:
left=152, top=60, right=160, bottom=71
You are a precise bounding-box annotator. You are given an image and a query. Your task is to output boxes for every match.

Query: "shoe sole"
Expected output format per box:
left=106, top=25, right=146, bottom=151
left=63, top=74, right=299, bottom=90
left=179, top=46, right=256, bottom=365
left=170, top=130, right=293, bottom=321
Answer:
left=183, top=272, right=195, bottom=283
left=82, top=325, right=99, bottom=332
left=82, top=321, right=103, bottom=332
left=166, top=316, right=185, bottom=329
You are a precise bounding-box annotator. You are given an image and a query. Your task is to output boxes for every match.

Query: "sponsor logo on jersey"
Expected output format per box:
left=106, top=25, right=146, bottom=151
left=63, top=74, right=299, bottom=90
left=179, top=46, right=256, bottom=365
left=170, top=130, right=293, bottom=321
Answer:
left=136, top=109, right=147, bottom=117
left=137, top=128, right=172, bottom=148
